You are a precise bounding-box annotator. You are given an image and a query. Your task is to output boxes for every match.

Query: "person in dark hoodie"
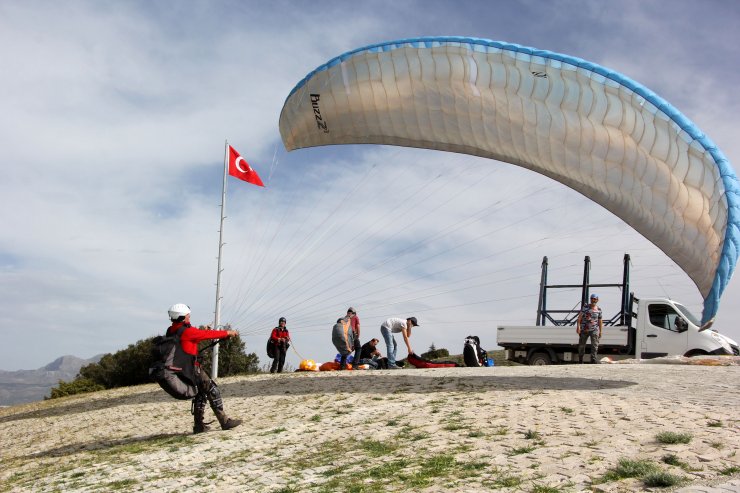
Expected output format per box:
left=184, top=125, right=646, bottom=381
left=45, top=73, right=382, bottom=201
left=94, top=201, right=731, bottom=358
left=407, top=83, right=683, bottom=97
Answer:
left=166, top=303, right=242, bottom=434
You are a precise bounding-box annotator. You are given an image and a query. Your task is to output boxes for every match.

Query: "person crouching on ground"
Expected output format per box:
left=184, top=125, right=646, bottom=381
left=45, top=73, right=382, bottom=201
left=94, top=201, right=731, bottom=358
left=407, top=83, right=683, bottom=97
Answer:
left=332, top=316, right=355, bottom=370
left=270, top=317, right=291, bottom=373
left=380, top=317, right=418, bottom=369
left=166, top=303, right=242, bottom=433
left=358, top=338, right=385, bottom=369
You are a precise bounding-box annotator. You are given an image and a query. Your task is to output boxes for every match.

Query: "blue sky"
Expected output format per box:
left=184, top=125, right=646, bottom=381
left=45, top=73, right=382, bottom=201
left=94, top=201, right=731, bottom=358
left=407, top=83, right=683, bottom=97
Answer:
left=1, top=0, right=738, bottom=371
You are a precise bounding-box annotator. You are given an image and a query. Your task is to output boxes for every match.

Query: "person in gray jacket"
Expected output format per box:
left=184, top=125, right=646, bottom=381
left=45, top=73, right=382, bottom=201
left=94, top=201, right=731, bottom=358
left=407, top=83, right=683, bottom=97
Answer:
left=332, top=316, right=355, bottom=370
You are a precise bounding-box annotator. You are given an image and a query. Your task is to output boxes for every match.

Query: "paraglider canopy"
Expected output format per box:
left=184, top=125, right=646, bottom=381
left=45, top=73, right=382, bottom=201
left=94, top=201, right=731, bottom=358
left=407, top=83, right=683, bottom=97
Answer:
left=279, top=37, right=740, bottom=324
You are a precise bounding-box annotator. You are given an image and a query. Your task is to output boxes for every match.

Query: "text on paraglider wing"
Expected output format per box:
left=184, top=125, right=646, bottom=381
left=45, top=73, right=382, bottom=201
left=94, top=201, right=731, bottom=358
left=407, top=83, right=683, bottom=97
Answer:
left=310, top=94, right=330, bottom=133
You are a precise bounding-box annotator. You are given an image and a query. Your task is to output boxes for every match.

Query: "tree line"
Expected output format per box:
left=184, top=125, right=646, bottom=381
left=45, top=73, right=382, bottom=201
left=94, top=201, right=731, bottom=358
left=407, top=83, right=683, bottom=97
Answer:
left=48, top=325, right=260, bottom=399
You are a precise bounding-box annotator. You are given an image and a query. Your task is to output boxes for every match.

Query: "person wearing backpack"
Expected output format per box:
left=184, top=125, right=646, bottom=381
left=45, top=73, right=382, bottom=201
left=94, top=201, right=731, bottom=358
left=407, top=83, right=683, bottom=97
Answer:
left=331, top=316, right=354, bottom=370
left=166, top=303, right=243, bottom=434
left=269, top=317, right=291, bottom=373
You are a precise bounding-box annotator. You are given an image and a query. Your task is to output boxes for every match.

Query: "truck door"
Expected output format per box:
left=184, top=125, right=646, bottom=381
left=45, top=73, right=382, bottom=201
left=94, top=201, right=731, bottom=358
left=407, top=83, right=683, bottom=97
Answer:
left=641, top=303, right=689, bottom=358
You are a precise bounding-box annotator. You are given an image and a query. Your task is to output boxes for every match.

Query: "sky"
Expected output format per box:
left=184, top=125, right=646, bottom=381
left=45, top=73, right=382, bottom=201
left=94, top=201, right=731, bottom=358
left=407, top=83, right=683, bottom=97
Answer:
left=1, top=0, right=738, bottom=371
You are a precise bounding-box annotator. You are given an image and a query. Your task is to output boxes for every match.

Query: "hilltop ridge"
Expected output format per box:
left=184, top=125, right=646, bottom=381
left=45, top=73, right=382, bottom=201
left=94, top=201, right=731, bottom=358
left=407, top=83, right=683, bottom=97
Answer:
left=1, top=365, right=738, bottom=492
left=0, top=354, right=103, bottom=406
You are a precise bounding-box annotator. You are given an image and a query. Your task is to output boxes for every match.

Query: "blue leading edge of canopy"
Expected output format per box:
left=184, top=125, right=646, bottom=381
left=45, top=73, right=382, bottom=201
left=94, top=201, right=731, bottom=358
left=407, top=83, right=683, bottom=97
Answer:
left=284, top=36, right=740, bottom=324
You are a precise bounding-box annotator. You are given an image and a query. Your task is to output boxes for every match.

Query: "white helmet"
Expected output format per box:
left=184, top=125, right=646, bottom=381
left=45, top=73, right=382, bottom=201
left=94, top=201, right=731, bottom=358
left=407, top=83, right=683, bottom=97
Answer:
left=168, top=303, right=191, bottom=320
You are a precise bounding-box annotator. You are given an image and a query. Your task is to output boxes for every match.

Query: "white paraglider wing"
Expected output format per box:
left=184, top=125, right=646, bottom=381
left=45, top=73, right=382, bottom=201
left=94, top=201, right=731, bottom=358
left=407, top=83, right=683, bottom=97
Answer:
left=279, top=37, right=740, bottom=324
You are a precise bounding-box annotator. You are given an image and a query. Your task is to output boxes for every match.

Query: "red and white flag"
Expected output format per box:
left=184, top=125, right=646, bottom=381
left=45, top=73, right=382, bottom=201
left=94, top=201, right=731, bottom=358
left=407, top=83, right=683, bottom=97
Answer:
left=228, top=145, right=264, bottom=187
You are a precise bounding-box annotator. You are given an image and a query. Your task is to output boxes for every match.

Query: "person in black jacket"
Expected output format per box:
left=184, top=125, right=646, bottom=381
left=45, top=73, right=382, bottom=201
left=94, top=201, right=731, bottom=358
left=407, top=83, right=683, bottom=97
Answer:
left=358, top=338, right=386, bottom=369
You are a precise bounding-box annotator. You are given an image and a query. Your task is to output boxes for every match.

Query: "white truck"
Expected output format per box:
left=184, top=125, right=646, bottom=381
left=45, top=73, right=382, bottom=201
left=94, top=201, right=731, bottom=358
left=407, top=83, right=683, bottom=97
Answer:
left=496, top=255, right=739, bottom=365
left=497, top=296, right=739, bottom=365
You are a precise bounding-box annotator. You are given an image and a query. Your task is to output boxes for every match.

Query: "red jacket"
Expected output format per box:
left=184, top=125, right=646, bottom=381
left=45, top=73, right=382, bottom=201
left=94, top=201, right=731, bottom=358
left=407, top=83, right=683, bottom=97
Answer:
left=167, top=322, right=229, bottom=356
left=350, top=314, right=360, bottom=337
left=270, top=327, right=290, bottom=344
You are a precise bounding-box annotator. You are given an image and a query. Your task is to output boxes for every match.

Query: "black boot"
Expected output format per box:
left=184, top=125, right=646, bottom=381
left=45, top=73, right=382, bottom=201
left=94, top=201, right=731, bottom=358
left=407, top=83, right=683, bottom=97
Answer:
left=216, top=411, right=243, bottom=430
left=207, top=380, right=242, bottom=431
left=192, top=394, right=211, bottom=434
left=339, top=354, right=347, bottom=370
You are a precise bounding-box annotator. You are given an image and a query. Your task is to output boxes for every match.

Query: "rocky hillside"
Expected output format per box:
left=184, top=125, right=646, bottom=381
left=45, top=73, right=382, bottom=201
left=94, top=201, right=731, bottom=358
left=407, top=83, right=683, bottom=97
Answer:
left=0, top=355, right=102, bottom=406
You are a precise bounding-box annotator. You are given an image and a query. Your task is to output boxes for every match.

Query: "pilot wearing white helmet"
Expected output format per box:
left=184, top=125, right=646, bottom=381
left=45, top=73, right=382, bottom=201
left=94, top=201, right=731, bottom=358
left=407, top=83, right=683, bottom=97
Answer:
left=166, top=303, right=242, bottom=433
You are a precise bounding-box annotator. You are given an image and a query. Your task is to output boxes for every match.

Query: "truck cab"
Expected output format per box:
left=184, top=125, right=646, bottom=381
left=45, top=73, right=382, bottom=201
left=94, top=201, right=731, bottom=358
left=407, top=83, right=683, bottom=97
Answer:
left=638, top=298, right=738, bottom=358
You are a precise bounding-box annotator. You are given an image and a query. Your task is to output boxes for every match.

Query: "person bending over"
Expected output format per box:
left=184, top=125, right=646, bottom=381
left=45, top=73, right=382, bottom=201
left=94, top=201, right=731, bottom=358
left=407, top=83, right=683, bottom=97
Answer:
left=379, top=317, right=418, bottom=369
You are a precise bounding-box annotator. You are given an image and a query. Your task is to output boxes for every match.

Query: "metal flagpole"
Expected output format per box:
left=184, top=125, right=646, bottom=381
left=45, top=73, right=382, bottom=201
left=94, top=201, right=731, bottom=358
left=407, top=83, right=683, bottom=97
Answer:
left=212, top=139, right=229, bottom=379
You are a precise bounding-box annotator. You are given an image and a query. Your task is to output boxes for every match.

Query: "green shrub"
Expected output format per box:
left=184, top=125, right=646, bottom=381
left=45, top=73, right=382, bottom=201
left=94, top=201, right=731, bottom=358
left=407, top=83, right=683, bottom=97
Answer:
left=47, top=378, right=105, bottom=399
left=532, top=485, right=561, bottom=493
left=655, top=431, right=692, bottom=444
left=642, top=471, right=684, bottom=487
left=524, top=429, right=541, bottom=440
left=508, top=445, right=536, bottom=456
left=421, top=347, right=450, bottom=359
left=661, top=453, right=688, bottom=468
left=601, top=458, right=659, bottom=482
left=197, top=330, right=260, bottom=376
left=50, top=325, right=260, bottom=396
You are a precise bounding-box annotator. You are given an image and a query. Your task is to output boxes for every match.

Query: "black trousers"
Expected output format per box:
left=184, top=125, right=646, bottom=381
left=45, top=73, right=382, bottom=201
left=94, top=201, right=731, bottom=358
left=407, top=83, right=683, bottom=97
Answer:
left=271, top=347, right=287, bottom=373
left=352, top=338, right=362, bottom=366
left=194, top=365, right=213, bottom=391
left=192, top=365, right=226, bottom=426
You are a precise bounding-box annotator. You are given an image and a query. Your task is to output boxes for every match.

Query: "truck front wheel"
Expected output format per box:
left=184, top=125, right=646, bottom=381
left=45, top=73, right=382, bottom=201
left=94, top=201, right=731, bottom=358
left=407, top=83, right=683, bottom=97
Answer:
left=684, top=349, right=708, bottom=358
left=529, top=352, right=552, bottom=366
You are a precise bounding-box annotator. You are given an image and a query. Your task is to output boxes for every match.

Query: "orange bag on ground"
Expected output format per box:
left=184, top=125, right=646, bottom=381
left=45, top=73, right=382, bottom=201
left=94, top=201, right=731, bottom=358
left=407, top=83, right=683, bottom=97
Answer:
left=319, top=361, right=339, bottom=371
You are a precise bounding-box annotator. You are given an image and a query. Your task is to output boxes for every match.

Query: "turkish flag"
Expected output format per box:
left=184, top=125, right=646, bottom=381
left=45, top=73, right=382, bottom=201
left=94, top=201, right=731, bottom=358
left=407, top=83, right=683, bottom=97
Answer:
left=228, top=145, right=264, bottom=187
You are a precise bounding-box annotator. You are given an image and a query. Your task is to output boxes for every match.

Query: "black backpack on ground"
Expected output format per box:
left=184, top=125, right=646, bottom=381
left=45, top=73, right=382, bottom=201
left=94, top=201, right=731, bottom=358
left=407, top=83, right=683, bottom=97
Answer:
left=463, top=336, right=483, bottom=367
left=149, top=325, right=199, bottom=400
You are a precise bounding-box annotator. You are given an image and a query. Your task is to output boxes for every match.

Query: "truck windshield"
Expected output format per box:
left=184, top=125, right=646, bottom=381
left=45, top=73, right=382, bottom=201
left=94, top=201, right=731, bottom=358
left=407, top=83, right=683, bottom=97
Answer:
left=674, top=303, right=700, bottom=327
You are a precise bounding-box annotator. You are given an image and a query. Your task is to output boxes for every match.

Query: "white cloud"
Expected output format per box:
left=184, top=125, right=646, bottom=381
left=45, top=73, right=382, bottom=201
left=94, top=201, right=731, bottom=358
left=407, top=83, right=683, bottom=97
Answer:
left=0, top=1, right=737, bottom=371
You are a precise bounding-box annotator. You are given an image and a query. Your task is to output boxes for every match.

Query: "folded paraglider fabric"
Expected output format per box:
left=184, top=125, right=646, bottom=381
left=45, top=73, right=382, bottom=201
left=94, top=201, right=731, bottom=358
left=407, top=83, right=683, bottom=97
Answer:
left=407, top=353, right=460, bottom=368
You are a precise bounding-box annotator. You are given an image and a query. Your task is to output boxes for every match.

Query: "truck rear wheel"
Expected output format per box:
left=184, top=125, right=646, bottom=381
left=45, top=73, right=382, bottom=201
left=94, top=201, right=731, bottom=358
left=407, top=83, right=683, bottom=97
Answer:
left=529, top=352, right=551, bottom=366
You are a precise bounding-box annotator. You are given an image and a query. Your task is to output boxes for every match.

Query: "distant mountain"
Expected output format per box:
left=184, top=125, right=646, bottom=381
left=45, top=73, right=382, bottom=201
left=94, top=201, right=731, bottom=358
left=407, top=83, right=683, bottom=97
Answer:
left=41, top=355, right=99, bottom=373
left=0, top=354, right=103, bottom=406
